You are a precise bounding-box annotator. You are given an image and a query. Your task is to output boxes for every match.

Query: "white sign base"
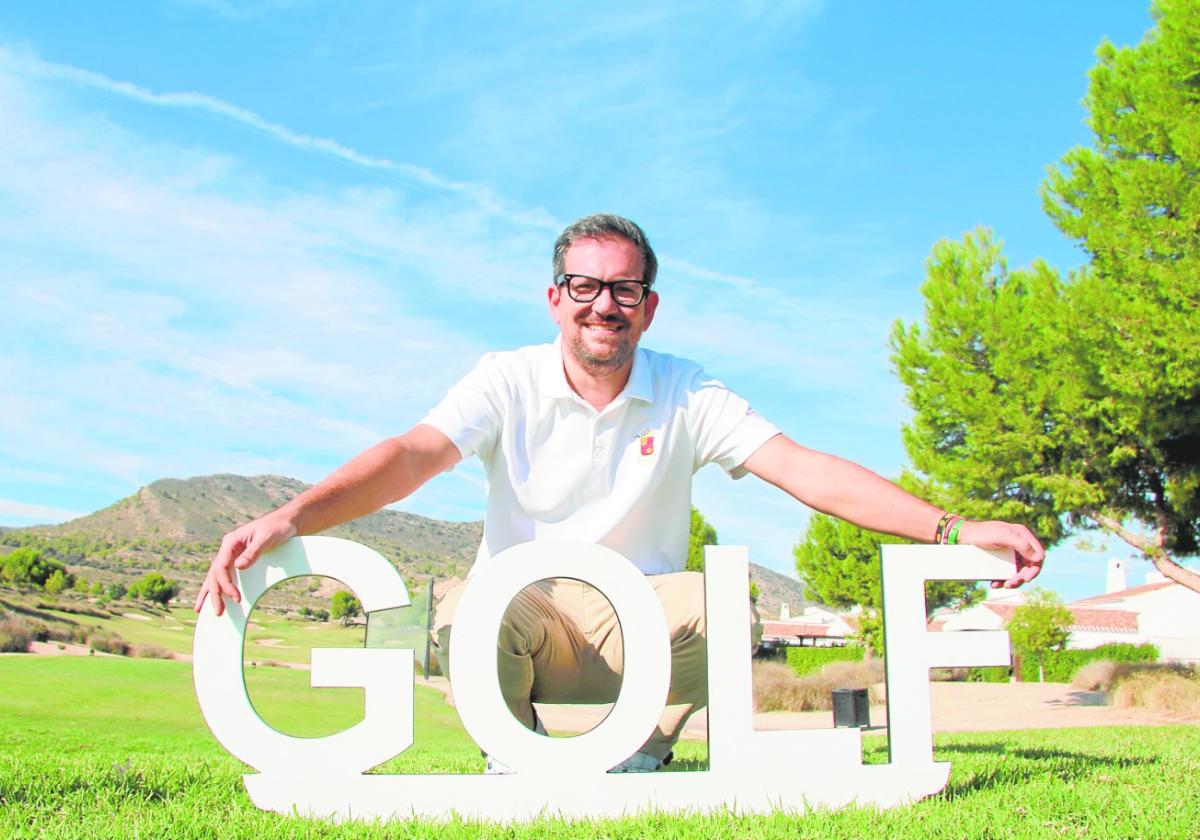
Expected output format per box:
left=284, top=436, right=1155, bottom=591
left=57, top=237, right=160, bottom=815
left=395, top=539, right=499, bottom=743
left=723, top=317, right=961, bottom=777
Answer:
left=193, top=538, right=1015, bottom=822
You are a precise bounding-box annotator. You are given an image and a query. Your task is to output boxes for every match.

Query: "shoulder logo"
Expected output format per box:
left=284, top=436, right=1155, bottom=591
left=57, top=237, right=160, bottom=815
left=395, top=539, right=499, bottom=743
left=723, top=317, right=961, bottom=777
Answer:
left=638, top=432, right=655, bottom=457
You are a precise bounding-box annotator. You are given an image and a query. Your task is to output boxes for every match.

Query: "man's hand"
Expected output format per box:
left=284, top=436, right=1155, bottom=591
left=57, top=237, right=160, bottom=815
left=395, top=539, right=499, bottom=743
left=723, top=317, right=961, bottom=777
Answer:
left=193, top=511, right=298, bottom=616
left=955, top=520, right=1045, bottom=589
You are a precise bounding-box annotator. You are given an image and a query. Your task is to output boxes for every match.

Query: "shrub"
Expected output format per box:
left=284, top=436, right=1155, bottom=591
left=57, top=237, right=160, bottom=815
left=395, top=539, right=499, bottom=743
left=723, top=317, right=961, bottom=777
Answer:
left=1, top=547, right=68, bottom=588
left=1018, top=643, right=1159, bottom=683
left=754, top=659, right=885, bottom=712
left=133, top=643, right=175, bottom=660
left=47, top=624, right=89, bottom=645
left=128, top=572, right=180, bottom=606
left=88, top=632, right=131, bottom=656
left=0, top=615, right=38, bottom=652
left=930, top=667, right=970, bottom=681
left=1111, top=667, right=1200, bottom=717
left=968, top=666, right=1013, bottom=683
left=785, top=645, right=864, bottom=677
left=754, top=662, right=816, bottom=712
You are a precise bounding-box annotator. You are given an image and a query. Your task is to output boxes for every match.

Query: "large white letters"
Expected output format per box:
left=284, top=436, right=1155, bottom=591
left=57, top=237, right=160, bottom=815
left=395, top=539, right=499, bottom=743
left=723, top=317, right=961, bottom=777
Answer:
left=192, top=538, right=1016, bottom=821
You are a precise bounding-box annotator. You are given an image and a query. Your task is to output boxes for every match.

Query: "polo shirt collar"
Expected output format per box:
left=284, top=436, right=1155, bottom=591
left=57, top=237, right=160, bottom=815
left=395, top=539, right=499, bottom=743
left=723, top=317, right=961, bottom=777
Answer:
left=540, top=336, right=654, bottom=404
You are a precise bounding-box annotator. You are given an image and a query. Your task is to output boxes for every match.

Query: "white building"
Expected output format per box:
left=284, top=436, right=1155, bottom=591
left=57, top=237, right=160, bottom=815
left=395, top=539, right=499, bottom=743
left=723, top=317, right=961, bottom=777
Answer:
left=930, top=558, right=1200, bottom=664
left=760, top=603, right=857, bottom=648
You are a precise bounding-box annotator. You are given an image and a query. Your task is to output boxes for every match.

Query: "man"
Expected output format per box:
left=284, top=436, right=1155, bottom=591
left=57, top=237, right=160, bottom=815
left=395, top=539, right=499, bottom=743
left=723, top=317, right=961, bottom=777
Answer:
left=195, top=213, right=1044, bottom=772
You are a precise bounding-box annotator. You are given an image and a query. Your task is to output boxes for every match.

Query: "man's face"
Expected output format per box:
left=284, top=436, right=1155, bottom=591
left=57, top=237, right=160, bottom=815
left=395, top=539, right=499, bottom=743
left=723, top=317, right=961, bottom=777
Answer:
left=548, top=236, right=659, bottom=376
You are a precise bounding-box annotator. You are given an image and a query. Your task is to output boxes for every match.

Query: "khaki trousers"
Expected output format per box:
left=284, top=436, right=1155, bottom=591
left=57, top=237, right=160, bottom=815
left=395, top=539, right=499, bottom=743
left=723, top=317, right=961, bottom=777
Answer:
left=434, top=571, right=737, bottom=761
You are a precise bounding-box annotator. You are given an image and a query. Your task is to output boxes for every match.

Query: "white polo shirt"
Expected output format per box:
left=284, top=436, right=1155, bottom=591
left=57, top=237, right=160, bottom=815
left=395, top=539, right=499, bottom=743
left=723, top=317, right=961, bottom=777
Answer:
left=421, top=339, right=780, bottom=575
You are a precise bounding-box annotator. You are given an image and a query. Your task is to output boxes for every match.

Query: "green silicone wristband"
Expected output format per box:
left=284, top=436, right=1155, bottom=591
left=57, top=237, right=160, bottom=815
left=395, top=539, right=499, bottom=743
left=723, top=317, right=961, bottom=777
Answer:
left=946, top=519, right=964, bottom=545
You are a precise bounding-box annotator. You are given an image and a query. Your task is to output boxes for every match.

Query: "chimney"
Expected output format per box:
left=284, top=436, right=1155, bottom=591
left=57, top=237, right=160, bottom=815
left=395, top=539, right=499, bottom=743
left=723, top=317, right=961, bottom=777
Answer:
left=779, top=603, right=790, bottom=621
left=1106, top=558, right=1127, bottom=594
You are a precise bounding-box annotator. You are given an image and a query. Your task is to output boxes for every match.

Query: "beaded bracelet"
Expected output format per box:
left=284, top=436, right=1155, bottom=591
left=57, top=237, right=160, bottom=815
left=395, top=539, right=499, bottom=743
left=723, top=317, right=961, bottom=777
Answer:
left=934, top=513, right=955, bottom=544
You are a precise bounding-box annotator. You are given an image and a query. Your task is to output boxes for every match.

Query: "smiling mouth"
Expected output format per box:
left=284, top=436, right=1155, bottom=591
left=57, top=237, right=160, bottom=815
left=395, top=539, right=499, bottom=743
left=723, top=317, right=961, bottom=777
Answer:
left=581, top=320, right=627, bottom=332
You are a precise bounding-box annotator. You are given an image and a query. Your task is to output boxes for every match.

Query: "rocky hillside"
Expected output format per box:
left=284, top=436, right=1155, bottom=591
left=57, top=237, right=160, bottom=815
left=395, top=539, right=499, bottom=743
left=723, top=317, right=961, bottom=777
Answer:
left=1, top=474, right=480, bottom=585
left=749, top=563, right=807, bottom=619
left=1, top=473, right=805, bottom=610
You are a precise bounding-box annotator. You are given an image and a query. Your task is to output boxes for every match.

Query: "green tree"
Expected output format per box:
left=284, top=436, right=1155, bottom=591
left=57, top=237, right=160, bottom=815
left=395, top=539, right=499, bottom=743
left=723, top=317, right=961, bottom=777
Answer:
left=106, top=582, right=128, bottom=600
left=794, top=513, right=981, bottom=613
left=1007, top=589, right=1073, bottom=683
left=129, top=572, right=180, bottom=606
left=795, top=514, right=981, bottom=654
left=331, top=591, right=362, bottom=626
left=1, top=548, right=69, bottom=589
left=686, top=507, right=718, bottom=573
left=892, top=2, right=1200, bottom=592
left=43, top=569, right=69, bottom=596
left=1039, top=0, right=1200, bottom=590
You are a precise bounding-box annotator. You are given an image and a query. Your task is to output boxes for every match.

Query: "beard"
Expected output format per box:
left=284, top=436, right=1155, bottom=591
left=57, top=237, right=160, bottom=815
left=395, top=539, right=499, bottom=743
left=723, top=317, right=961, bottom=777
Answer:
left=566, top=316, right=635, bottom=375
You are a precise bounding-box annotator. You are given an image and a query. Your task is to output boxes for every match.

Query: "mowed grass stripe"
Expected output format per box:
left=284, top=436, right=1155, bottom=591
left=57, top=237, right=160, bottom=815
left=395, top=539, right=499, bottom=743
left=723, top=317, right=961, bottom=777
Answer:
left=2, top=657, right=1198, bottom=838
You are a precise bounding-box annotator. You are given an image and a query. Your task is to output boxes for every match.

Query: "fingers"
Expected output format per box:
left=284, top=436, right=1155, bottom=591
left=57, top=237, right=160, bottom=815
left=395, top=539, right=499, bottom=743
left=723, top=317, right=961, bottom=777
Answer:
left=965, top=521, right=1044, bottom=589
left=192, top=532, right=247, bottom=616
left=234, top=530, right=265, bottom=570
left=192, top=581, right=208, bottom=613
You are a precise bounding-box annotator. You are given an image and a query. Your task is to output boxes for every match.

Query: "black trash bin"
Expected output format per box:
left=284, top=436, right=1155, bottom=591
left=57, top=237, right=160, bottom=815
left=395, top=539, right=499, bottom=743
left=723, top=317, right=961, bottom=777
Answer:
left=831, top=688, right=870, bottom=728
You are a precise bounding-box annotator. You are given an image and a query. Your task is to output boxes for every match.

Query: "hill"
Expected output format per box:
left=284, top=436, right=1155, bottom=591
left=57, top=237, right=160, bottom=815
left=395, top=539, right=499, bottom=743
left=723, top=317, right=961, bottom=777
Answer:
left=748, top=563, right=807, bottom=619
left=0, top=474, right=480, bottom=591
left=0, top=473, right=805, bottom=611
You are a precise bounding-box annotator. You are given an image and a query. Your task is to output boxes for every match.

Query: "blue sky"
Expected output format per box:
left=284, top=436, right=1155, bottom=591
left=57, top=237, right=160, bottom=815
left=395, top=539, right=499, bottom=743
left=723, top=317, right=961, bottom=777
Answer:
left=0, top=1, right=1164, bottom=601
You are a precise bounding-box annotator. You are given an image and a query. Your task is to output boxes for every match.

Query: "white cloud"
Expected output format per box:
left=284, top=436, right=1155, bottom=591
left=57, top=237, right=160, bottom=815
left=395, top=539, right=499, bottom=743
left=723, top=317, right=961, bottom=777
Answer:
left=0, top=39, right=913, bottom=562
left=0, top=498, right=85, bottom=524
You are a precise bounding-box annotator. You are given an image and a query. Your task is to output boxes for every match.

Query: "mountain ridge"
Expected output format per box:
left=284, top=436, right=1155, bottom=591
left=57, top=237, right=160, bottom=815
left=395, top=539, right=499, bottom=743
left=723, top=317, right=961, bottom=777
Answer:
left=1, top=473, right=805, bottom=613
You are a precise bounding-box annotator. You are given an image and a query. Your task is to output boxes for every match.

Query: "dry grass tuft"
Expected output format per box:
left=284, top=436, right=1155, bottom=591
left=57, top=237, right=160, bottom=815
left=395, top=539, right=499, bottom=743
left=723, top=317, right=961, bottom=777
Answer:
left=0, top=615, right=38, bottom=653
left=88, top=632, right=131, bottom=656
left=1111, top=668, right=1200, bottom=718
left=753, top=659, right=886, bottom=712
left=133, top=643, right=175, bottom=659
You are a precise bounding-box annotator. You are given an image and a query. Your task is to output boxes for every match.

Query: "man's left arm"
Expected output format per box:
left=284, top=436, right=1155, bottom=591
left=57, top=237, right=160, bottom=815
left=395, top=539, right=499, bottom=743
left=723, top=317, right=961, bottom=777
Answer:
left=742, top=434, right=1045, bottom=588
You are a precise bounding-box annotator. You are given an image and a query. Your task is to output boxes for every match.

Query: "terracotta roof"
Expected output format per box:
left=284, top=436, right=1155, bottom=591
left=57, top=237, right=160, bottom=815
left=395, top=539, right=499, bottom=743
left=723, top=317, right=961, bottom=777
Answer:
left=1067, top=608, right=1139, bottom=633
left=761, top=622, right=837, bottom=638
left=1072, top=580, right=1174, bottom=606
left=929, top=603, right=1138, bottom=634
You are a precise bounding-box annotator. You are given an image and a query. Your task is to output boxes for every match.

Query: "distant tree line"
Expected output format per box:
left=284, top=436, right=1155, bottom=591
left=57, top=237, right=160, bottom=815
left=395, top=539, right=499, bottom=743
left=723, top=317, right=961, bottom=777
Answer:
left=1, top=547, right=180, bottom=606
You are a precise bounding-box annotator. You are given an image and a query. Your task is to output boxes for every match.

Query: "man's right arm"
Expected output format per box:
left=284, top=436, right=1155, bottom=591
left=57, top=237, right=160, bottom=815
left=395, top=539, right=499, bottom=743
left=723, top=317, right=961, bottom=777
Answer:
left=193, top=423, right=461, bottom=616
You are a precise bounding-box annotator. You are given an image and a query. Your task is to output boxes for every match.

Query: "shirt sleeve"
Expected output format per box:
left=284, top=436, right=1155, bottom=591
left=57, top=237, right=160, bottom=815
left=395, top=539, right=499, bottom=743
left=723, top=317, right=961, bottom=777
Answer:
left=686, top=371, right=781, bottom=478
left=419, top=353, right=506, bottom=462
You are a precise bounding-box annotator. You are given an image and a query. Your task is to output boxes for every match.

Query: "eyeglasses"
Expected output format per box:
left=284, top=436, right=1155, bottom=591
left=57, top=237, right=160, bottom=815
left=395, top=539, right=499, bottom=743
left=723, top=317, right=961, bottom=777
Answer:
left=556, top=274, right=651, bottom=307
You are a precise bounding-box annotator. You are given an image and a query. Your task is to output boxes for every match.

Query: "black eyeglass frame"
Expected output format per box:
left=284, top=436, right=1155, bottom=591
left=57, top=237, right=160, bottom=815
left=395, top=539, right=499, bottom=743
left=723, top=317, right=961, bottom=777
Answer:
left=554, top=274, right=652, bottom=307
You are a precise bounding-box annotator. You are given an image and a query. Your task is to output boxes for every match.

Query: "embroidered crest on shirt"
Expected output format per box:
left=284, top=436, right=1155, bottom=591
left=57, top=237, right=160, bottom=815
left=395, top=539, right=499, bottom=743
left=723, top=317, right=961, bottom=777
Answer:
left=639, top=432, right=655, bottom=457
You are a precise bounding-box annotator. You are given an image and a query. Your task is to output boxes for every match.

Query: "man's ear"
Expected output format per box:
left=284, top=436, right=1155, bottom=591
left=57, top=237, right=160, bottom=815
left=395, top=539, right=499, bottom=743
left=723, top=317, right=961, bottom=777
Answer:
left=641, top=290, right=660, bottom=331
left=547, top=283, right=564, bottom=326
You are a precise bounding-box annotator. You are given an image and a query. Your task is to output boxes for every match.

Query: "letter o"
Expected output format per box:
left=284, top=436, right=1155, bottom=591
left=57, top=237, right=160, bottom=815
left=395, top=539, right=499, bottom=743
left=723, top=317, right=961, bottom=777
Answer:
left=449, top=540, right=672, bottom=775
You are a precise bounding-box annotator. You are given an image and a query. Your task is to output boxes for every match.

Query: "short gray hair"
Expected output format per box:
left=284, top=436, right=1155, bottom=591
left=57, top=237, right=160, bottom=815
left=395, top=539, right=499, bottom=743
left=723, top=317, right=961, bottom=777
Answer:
left=552, top=213, right=658, bottom=287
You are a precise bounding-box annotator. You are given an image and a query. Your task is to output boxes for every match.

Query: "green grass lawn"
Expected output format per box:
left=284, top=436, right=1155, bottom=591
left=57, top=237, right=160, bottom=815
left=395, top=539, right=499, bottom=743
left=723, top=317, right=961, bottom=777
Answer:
left=242, top=611, right=366, bottom=665
left=2, top=656, right=1198, bottom=838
